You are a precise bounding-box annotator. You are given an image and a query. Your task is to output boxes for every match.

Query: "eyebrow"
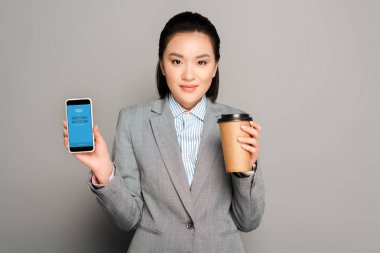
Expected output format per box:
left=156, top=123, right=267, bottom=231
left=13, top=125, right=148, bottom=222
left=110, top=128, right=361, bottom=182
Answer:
left=168, top=52, right=211, bottom=59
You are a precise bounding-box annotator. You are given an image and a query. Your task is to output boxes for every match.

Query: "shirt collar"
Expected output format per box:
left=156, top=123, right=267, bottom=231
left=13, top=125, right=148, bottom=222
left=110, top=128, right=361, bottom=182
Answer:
left=168, top=93, right=207, bottom=121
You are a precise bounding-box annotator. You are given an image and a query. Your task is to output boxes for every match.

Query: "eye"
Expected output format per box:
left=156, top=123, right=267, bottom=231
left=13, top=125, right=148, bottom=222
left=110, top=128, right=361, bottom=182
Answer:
left=198, top=60, right=207, bottom=65
left=171, top=59, right=181, bottom=65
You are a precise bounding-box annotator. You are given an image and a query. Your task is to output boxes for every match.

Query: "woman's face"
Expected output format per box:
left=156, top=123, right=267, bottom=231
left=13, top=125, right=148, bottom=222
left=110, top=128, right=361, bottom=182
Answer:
left=160, top=32, right=218, bottom=110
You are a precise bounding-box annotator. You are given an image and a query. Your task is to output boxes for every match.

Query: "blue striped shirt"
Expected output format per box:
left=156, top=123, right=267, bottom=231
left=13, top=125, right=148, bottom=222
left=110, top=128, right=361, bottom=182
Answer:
left=168, top=93, right=207, bottom=186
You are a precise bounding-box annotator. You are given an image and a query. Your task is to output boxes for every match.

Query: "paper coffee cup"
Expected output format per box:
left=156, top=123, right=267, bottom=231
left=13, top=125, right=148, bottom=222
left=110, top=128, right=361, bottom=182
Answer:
left=217, top=114, right=253, bottom=173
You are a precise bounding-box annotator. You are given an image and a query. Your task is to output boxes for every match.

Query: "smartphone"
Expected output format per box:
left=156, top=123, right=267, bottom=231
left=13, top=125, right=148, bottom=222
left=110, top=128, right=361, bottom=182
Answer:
left=65, top=98, right=95, bottom=153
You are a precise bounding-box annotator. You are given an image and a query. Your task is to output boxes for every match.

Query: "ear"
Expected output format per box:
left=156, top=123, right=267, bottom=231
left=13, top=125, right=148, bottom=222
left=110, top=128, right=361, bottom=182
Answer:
left=212, top=63, right=218, bottom=78
left=160, top=61, right=165, bottom=76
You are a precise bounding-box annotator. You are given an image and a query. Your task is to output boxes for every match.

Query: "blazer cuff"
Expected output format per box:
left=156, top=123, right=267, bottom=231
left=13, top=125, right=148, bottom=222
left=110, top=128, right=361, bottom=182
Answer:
left=89, top=164, right=116, bottom=190
left=232, top=161, right=257, bottom=178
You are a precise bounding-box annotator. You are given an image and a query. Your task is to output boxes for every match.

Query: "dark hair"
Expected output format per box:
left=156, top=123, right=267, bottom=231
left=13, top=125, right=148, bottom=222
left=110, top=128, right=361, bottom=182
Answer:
left=156, top=11, right=220, bottom=102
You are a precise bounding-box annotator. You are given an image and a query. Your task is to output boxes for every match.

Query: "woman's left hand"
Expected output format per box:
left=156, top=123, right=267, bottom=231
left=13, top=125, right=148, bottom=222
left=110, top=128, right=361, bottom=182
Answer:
left=238, top=121, right=262, bottom=170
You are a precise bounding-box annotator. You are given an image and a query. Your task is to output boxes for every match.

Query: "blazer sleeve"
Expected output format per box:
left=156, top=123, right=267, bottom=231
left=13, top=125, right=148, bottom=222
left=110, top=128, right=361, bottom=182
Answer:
left=87, top=108, right=143, bottom=232
left=230, top=158, right=265, bottom=232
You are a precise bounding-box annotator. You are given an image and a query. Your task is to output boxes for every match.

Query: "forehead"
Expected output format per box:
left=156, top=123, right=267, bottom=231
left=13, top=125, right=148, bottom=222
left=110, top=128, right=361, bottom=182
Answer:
left=165, top=32, right=214, bottom=56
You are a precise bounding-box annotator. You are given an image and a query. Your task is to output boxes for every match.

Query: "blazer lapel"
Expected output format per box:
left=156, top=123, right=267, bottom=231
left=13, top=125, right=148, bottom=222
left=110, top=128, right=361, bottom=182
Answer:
left=190, top=99, right=222, bottom=204
left=150, top=98, right=195, bottom=220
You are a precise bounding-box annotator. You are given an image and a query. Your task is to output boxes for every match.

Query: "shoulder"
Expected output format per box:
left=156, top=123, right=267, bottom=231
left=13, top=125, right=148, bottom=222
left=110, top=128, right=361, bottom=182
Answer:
left=114, top=99, right=161, bottom=131
left=117, top=98, right=162, bottom=121
left=210, top=100, right=248, bottom=115
left=119, top=99, right=157, bottom=113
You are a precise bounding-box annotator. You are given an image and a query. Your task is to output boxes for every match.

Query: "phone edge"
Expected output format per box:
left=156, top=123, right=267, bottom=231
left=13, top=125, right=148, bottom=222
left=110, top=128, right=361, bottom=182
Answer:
left=65, top=97, right=95, bottom=153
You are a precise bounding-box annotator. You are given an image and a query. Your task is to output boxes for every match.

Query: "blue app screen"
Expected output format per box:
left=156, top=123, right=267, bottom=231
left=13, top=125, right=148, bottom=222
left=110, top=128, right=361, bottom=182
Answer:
left=67, top=104, right=93, bottom=147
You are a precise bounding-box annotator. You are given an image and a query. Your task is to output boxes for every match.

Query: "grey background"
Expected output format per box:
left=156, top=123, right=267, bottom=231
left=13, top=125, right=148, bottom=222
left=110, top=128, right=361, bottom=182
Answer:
left=1, top=0, right=379, bottom=252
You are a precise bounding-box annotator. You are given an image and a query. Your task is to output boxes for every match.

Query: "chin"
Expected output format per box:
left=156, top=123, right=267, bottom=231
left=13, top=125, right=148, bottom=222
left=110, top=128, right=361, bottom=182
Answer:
left=182, top=96, right=203, bottom=109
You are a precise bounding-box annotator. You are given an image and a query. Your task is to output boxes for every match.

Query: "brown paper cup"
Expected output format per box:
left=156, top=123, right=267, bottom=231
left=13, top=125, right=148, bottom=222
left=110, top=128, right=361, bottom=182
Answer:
left=217, top=114, right=253, bottom=173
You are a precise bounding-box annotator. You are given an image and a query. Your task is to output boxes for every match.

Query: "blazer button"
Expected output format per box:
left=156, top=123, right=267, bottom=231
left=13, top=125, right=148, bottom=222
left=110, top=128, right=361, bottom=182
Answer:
left=186, top=221, right=193, bottom=229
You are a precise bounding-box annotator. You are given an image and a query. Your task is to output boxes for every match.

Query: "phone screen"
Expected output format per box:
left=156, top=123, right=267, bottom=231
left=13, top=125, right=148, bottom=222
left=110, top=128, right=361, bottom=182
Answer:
left=66, top=99, right=94, bottom=152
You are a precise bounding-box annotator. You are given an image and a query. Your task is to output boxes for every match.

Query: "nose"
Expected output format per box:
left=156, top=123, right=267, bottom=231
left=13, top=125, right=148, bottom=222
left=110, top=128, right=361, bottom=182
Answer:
left=182, top=64, right=195, bottom=81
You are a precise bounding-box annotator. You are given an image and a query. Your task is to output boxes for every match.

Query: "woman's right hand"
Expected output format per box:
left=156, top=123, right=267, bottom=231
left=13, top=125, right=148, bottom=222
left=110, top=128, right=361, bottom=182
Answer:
left=63, top=120, right=113, bottom=185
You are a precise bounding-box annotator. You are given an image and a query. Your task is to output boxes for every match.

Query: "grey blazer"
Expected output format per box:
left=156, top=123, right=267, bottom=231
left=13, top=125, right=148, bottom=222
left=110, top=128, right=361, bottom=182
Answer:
left=88, top=97, right=265, bottom=253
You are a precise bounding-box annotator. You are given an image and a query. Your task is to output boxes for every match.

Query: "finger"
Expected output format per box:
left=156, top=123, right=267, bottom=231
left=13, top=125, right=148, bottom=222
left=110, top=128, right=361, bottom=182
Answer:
left=63, top=128, right=68, bottom=138
left=63, top=120, right=67, bottom=129
left=240, top=125, right=259, bottom=139
left=64, top=136, right=68, bottom=150
left=241, top=144, right=257, bottom=154
left=93, top=125, right=105, bottom=143
left=237, top=136, right=258, bottom=147
left=249, top=121, right=262, bottom=131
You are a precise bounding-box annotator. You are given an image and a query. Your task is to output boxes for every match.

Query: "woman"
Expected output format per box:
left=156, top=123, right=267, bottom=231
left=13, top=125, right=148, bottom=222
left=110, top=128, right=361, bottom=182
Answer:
left=63, top=11, right=264, bottom=253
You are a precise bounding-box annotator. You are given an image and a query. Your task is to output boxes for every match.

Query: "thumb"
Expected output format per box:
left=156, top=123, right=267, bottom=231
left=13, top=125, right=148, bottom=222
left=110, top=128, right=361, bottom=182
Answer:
left=93, top=125, right=104, bottom=143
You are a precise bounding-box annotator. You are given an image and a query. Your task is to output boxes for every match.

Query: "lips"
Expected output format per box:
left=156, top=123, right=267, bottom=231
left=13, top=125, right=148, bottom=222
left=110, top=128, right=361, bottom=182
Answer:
left=179, top=84, right=199, bottom=93
left=179, top=84, right=199, bottom=88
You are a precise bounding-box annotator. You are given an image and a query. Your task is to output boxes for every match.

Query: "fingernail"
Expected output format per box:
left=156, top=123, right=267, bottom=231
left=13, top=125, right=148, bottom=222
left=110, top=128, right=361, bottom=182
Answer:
left=238, top=137, right=243, bottom=141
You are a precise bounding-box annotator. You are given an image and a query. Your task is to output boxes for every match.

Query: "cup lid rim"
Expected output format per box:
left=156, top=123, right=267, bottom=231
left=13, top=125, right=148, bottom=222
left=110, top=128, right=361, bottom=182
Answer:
left=217, top=113, right=252, bottom=123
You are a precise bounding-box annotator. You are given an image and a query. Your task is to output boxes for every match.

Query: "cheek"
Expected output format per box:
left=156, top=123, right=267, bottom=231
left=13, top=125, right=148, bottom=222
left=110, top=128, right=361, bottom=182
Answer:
left=198, top=67, right=216, bottom=82
left=164, top=67, right=181, bottom=85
